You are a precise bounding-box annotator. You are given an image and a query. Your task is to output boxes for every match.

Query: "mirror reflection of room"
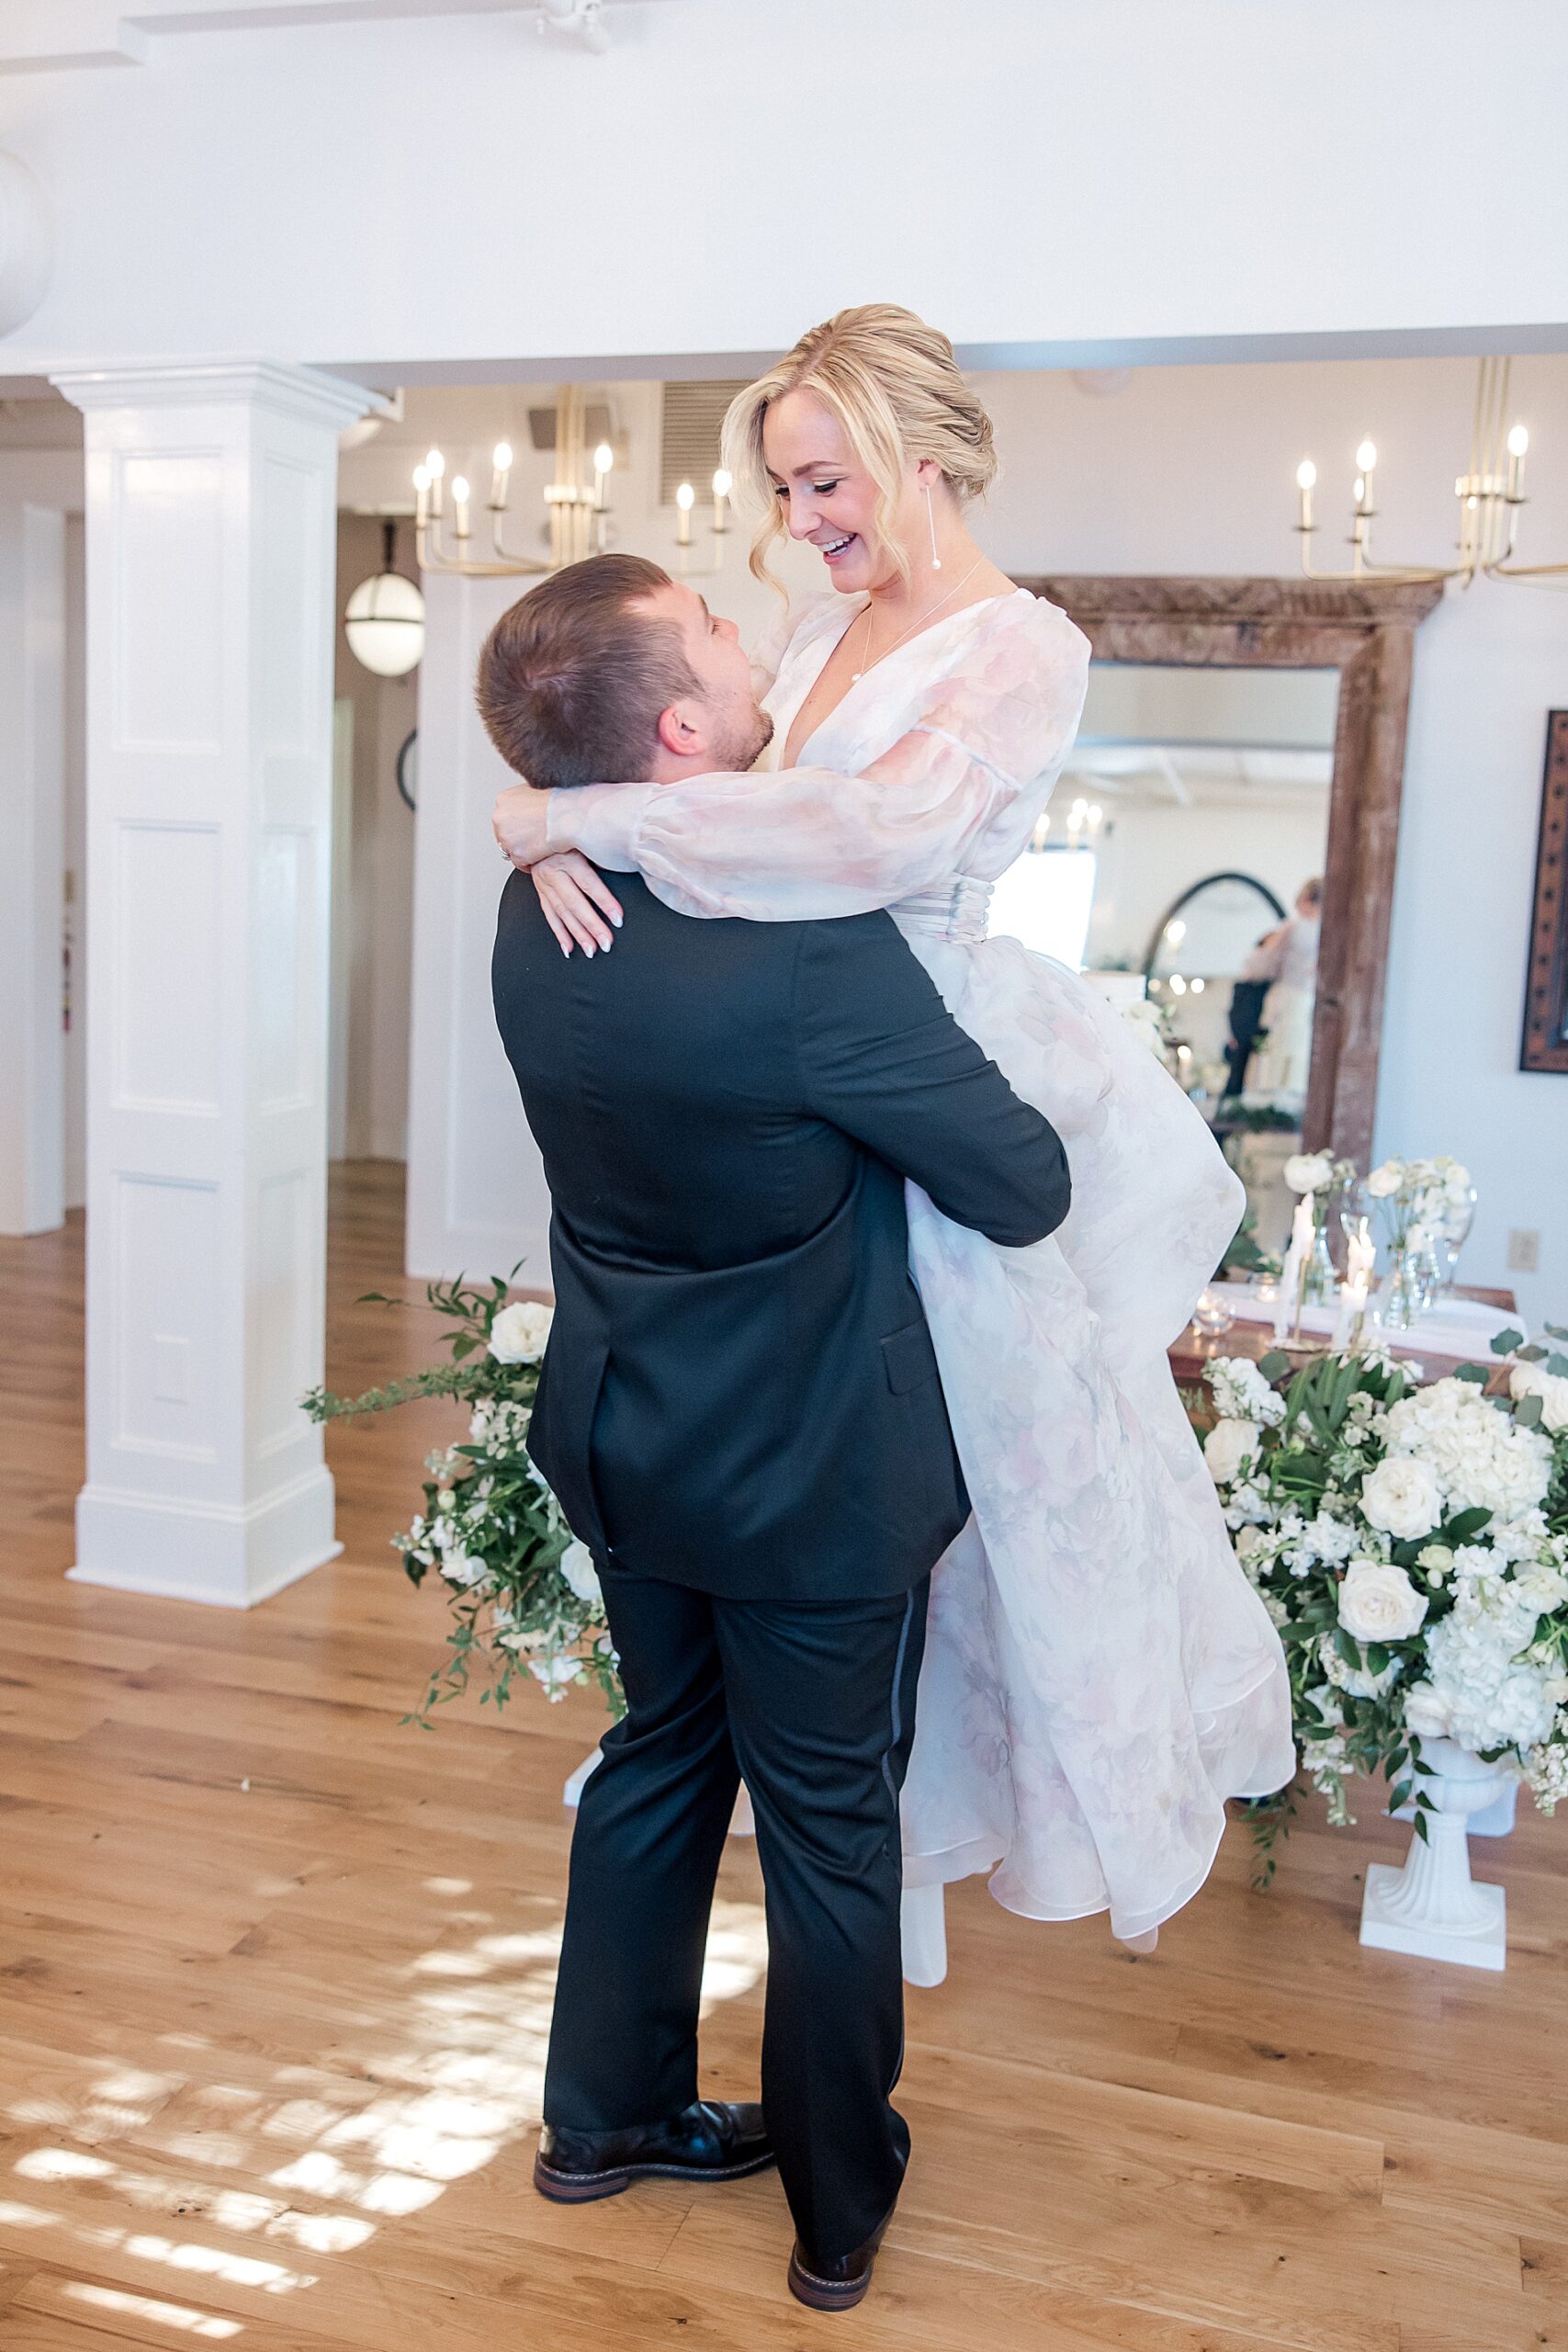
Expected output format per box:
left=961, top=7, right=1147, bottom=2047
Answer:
left=988, top=661, right=1337, bottom=1254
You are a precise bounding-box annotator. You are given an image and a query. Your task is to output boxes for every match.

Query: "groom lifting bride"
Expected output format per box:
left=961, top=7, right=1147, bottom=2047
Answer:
left=483, top=549, right=1071, bottom=2311
left=483, top=305, right=1292, bottom=2312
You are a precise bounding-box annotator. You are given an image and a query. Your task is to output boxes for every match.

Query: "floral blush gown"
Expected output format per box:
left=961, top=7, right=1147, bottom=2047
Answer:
left=561, top=587, right=1296, bottom=1942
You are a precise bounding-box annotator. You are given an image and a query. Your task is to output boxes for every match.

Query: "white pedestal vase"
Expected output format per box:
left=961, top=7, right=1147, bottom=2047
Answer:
left=1359, top=1736, right=1509, bottom=1971
left=1393, top=1772, right=1518, bottom=1838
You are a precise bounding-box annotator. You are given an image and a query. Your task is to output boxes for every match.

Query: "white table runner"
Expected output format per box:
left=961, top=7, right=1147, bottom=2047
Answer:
left=1215, top=1282, right=1525, bottom=1363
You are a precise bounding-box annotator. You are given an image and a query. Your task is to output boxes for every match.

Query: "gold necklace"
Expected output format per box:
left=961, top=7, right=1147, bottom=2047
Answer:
left=850, top=555, right=987, bottom=682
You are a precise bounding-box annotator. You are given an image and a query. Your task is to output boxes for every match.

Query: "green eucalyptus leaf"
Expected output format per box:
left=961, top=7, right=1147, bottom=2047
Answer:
left=1258, top=1351, right=1291, bottom=1382
left=1515, top=1394, right=1544, bottom=1429
left=1492, top=1327, right=1526, bottom=1355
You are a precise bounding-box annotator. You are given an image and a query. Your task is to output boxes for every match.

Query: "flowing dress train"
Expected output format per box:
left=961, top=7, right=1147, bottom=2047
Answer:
left=561, top=588, right=1296, bottom=1940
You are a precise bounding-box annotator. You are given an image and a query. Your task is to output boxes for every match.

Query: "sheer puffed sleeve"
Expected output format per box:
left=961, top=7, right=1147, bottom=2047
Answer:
left=559, top=596, right=1089, bottom=922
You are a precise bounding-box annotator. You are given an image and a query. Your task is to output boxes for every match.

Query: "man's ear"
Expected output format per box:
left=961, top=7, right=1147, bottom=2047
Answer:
left=655, top=699, right=705, bottom=762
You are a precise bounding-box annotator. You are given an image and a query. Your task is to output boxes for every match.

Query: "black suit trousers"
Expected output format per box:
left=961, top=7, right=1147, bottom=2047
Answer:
left=543, top=1562, right=931, bottom=2261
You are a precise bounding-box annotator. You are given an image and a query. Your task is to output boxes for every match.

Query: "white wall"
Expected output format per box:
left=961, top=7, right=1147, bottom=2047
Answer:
left=406, top=352, right=1568, bottom=1323
left=3, top=2, right=1568, bottom=385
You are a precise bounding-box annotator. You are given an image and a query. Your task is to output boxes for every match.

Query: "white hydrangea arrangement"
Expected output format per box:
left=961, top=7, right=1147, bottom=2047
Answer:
left=1195, top=1321, right=1568, bottom=1871
left=304, top=1274, right=620, bottom=1724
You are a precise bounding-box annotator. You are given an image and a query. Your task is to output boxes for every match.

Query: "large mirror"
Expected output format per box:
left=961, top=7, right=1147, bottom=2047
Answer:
left=998, top=574, right=1444, bottom=1250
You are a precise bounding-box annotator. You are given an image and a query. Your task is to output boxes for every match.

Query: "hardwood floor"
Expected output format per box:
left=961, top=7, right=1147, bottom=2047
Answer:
left=1, top=1159, right=1563, bottom=2350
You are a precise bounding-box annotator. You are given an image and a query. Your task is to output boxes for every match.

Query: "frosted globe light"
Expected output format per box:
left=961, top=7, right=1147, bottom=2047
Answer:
left=1165, top=918, right=1187, bottom=945
left=1356, top=439, right=1378, bottom=473
left=1508, top=424, right=1529, bottom=458
left=1190, top=976, right=1205, bottom=994
left=1296, top=459, right=1317, bottom=491
left=344, top=520, right=425, bottom=679
left=1168, top=974, right=1188, bottom=996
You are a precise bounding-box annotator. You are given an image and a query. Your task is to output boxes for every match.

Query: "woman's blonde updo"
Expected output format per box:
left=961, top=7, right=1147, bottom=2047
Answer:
left=721, top=303, right=998, bottom=589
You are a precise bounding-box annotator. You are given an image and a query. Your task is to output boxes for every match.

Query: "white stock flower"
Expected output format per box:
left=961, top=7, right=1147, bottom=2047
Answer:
left=1366, top=1160, right=1403, bottom=1199
left=1207, top=1357, right=1287, bottom=1428
left=1284, top=1151, right=1335, bottom=1194
left=1301, top=1512, right=1357, bottom=1566
left=1320, top=1635, right=1402, bottom=1701
left=1510, top=1362, right=1568, bottom=1434
left=529, top=1655, right=583, bottom=1701
left=1360, top=1455, right=1444, bottom=1542
left=488, top=1300, right=555, bottom=1363
left=1337, top=1558, right=1429, bottom=1644
left=1204, top=1419, right=1264, bottom=1487
left=558, top=1538, right=603, bottom=1608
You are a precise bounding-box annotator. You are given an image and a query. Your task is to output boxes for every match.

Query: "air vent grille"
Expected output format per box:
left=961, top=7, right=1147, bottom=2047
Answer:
left=660, top=379, right=750, bottom=507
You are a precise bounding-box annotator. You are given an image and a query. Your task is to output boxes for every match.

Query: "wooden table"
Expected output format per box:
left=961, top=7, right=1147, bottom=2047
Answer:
left=1168, top=1283, right=1518, bottom=1390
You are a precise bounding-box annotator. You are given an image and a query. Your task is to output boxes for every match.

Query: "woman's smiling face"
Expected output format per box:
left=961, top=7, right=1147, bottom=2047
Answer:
left=762, top=388, right=919, bottom=595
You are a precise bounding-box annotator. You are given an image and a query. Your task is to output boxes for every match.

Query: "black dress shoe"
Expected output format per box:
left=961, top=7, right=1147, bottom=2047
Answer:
left=787, top=2213, right=892, bottom=2312
left=534, top=2098, right=773, bottom=2203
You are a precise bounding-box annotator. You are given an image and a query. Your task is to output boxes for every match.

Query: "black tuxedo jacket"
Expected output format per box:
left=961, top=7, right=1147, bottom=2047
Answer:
left=493, top=870, right=1069, bottom=1601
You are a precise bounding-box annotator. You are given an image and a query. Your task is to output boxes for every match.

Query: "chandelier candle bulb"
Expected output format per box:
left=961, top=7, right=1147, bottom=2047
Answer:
left=1296, top=458, right=1315, bottom=530
left=712, top=466, right=731, bottom=534
left=451, top=476, right=470, bottom=540
left=490, top=442, right=513, bottom=509
left=675, top=481, right=694, bottom=546
left=1507, top=424, right=1529, bottom=502
left=593, top=441, right=614, bottom=511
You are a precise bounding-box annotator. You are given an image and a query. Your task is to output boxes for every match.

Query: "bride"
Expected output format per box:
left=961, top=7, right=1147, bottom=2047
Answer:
left=493, top=304, right=1295, bottom=1945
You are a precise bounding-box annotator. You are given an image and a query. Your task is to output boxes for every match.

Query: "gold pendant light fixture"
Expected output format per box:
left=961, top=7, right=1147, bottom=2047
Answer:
left=412, top=383, right=730, bottom=582
left=1292, top=356, right=1567, bottom=588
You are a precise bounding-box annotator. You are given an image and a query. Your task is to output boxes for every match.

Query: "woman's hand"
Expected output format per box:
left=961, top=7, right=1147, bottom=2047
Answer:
left=492, top=780, right=555, bottom=870
left=531, top=853, right=624, bottom=958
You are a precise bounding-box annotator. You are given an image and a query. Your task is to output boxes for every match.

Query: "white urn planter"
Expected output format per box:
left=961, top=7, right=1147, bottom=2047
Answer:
left=1359, top=1737, right=1510, bottom=1972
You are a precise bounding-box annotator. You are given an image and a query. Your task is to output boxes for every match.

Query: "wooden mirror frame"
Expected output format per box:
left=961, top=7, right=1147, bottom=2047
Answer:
left=1521, top=709, right=1568, bottom=1074
left=1015, top=574, right=1443, bottom=1165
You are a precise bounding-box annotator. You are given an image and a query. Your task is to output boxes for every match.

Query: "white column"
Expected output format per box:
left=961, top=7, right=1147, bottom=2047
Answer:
left=0, top=492, right=66, bottom=1235
left=53, top=361, right=371, bottom=1608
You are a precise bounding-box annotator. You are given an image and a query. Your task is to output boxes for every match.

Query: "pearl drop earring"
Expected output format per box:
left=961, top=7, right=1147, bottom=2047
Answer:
left=925, top=481, right=942, bottom=571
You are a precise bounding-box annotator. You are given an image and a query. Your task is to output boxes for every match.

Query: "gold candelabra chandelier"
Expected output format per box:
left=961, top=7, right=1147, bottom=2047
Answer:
left=412, top=384, right=732, bottom=581
left=1292, top=356, right=1567, bottom=588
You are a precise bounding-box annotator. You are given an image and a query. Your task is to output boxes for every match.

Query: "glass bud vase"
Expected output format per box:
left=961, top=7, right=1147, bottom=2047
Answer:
left=1378, top=1243, right=1425, bottom=1332
left=1301, top=1220, right=1338, bottom=1306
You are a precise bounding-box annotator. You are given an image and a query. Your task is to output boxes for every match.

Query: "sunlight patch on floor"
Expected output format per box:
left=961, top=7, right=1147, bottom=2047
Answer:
left=62, top=2279, right=243, bottom=2336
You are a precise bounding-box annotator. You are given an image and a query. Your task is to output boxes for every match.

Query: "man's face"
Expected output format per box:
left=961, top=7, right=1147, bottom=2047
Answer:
left=636, top=581, right=773, bottom=775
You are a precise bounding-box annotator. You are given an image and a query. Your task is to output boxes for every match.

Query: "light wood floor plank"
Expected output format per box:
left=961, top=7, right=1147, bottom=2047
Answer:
left=1, top=1160, right=1562, bottom=2348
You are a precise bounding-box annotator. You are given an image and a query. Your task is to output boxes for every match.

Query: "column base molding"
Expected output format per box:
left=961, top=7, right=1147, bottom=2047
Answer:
left=69, top=1467, right=341, bottom=1610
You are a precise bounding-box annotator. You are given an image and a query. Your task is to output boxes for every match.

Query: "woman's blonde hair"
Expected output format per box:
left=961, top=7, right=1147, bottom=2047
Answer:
left=721, top=303, right=998, bottom=590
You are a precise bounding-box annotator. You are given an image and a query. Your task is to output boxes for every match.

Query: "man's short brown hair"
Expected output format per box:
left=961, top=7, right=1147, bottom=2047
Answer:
left=476, top=554, right=698, bottom=789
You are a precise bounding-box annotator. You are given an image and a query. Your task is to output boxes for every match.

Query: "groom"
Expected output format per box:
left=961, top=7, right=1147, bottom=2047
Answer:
left=481, top=555, right=1070, bottom=2312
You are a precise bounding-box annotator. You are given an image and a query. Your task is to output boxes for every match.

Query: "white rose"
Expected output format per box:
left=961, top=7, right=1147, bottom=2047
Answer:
left=558, top=1538, right=603, bottom=1608
left=1360, top=1455, right=1444, bottom=1542
left=1284, top=1151, right=1335, bottom=1194
left=489, top=1299, right=554, bottom=1363
left=1402, top=1681, right=1451, bottom=1737
left=1337, top=1558, right=1430, bottom=1644
left=441, top=1552, right=491, bottom=1591
left=1233, top=1524, right=1269, bottom=1563
left=1204, top=1419, right=1264, bottom=1486
left=1510, top=1363, right=1568, bottom=1434
left=1366, top=1161, right=1403, bottom=1199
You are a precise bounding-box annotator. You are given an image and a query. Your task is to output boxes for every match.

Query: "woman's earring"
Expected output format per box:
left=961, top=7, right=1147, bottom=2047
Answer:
left=925, top=481, right=942, bottom=571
